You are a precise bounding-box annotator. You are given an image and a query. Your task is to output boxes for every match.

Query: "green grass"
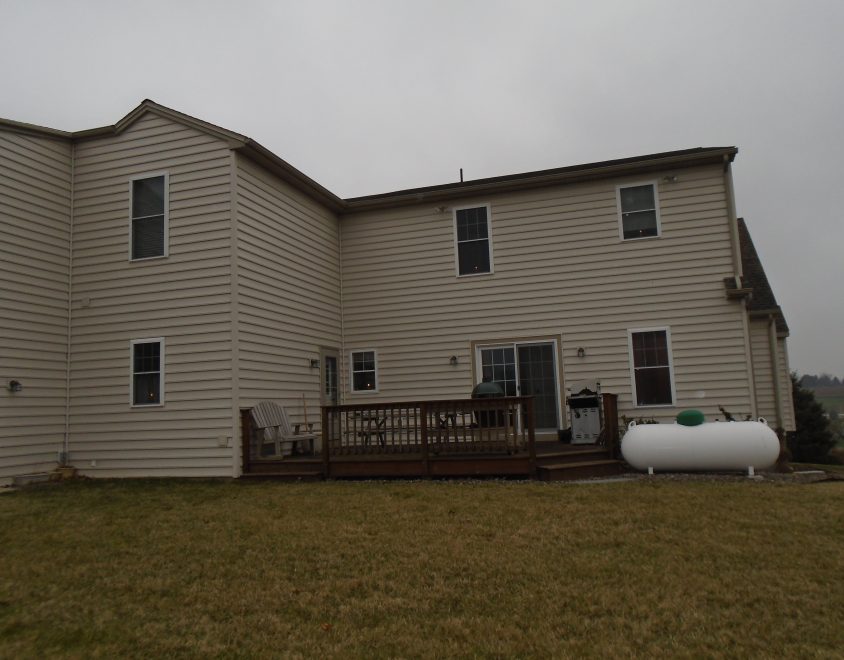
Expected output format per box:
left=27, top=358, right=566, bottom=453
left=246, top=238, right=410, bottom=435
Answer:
left=1, top=479, right=842, bottom=658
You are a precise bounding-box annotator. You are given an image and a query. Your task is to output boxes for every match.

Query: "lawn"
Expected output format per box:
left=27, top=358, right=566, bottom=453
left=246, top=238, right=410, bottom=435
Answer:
left=1, top=479, right=842, bottom=658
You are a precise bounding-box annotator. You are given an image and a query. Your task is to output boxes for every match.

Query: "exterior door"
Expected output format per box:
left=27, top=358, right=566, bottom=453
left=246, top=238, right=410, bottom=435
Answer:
left=478, top=341, right=560, bottom=431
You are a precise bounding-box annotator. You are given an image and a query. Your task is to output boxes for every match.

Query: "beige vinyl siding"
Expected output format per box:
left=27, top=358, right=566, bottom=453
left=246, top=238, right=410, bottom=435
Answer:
left=748, top=318, right=795, bottom=431
left=341, top=164, right=752, bottom=424
left=777, top=337, right=796, bottom=432
left=235, top=154, right=341, bottom=428
left=749, top=319, right=776, bottom=423
left=0, top=132, right=72, bottom=482
left=69, top=112, right=235, bottom=478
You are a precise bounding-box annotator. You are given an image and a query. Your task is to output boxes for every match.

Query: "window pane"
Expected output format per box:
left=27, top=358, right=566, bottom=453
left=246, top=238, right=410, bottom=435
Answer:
left=353, top=370, right=376, bottom=391
left=633, top=331, right=668, bottom=368
left=132, top=216, right=165, bottom=259
left=133, top=372, right=160, bottom=405
left=132, top=176, right=165, bottom=218
left=620, top=184, right=655, bottom=213
left=456, top=207, right=489, bottom=242
left=458, top=239, right=490, bottom=275
left=635, top=366, right=672, bottom=405
left=622, top=210, right=658, bottom=239
left=133, top=342, right=160, bottom=373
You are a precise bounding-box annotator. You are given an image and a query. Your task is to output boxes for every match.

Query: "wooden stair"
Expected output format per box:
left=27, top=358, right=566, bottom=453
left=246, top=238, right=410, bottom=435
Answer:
left=535, top=443, right=627, bottom=481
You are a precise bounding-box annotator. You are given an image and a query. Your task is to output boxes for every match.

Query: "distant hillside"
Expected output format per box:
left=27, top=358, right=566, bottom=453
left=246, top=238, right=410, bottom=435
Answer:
left=807, top=386, right=844, bottom=419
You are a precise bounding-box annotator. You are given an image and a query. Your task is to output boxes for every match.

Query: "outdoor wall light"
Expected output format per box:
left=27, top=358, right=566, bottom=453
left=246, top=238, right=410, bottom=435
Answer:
left=309, top=359, right=320, bottom=369
left=576, top=348, right=586, bottom=359
left=449, top=355, right=458, bottom=366
left=8, top=380, right=22, bottom=392
left=663, top=175, right=678, bottom=183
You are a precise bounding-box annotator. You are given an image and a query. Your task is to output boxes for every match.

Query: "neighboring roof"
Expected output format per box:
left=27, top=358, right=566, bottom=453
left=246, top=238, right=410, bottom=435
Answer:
left=726, top=218, right=789, bottom=335
left=0, top=100, right=737, bottom=215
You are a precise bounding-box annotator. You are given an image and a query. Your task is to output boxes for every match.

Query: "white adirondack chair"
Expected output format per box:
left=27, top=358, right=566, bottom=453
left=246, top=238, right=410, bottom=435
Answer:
left=250, top=401, right=317, bottom=458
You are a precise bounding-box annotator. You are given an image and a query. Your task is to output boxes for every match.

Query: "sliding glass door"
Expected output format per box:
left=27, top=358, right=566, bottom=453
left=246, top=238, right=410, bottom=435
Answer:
left=478, top=341, right=560, bottom=430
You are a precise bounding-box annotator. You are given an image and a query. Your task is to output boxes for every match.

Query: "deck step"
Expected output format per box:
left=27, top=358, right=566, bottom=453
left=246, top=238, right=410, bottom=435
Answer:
left=240, top=471, right=324, bottom=482
left=536, top=448, right=610, bottom=466
left=536, top=460, right=626, bottom=481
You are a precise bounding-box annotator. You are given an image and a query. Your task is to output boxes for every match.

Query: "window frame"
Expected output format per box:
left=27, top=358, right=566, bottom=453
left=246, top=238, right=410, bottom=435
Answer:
left=349, top=348, right=379, bottom=394
left=627, top=326, right=676, bottom=408
left=129, top=337, right=165, bottom=407
left=129, top=171, right=169, bottom=261
left=452, top=203, right=494, bottom=277
left=616, top=180, right=661, bottom=242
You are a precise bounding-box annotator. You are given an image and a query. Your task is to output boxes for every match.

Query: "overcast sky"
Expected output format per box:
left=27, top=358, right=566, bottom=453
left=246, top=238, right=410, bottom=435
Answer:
left=2, top=0, right=842, bottom=376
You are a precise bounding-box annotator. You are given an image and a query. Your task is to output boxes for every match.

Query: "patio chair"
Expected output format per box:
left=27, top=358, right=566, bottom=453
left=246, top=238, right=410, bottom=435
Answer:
left=250, top=400, right=318, bottom=458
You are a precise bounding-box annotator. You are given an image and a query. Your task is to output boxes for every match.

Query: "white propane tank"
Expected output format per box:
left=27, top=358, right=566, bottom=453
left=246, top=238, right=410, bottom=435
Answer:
left=621, top=418, right=780, bottom=473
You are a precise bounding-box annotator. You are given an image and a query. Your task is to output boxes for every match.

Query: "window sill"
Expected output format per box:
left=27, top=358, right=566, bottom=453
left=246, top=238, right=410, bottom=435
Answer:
left=456, top=271, right=494, bottom=279
left=621, top=234, right=661, bottom=243
left=129, top=254, right=168, bottom=263
left=632, top=403, right=675, bottom=409
left=130, top=403, right=165, bottom=408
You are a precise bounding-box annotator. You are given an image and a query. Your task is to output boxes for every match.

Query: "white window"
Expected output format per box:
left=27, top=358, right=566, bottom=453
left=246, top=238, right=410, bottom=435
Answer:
left=130, top=338, right=164, bottom=406
left=350, top=349, right=378, bottom=393
left=130, top=173, right=168, bottom=260
left=453, top=204, right=493, bottom=276
left=617, top=182, right=660, bottom=240
left=628, top=327, right=675, bottom=407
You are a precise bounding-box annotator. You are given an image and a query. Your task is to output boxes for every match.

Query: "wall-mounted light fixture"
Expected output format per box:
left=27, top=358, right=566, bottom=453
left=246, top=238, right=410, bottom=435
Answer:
left=309, top=359, right=320, bottom=369
left=449, top=355, right=458, bottom=366
left=8, top=380, right=22, bottom=392
left=576, top=348, right=586, bottom=359
left=663, top=175, right=678, bottom=183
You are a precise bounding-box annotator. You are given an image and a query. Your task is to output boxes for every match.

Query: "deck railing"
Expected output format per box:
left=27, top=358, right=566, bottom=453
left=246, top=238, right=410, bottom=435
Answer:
left=321, top=396, right=536, bottom=461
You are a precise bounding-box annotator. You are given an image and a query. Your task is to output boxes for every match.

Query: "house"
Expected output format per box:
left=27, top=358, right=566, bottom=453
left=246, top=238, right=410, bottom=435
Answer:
left=0, top=100, right=794, bottom=483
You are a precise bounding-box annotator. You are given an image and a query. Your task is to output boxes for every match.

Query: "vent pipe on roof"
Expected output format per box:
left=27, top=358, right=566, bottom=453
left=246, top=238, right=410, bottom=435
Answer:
left=459, top=168, right=463, bottom=183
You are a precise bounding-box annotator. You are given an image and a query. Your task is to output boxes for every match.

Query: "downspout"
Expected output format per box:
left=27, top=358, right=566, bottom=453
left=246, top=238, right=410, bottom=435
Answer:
left=228, top=151, right=242, bottom=478
left=724, top=159, right=756, bottom=416
left=62, top=141, right=75, bottom=465
left=723, top=161, right=743, bottom=284
left=741, top=299, right=758, bottom=418
left=768, top=314, right=784, bottom=430
left=337, top=216, right=346, bottom=403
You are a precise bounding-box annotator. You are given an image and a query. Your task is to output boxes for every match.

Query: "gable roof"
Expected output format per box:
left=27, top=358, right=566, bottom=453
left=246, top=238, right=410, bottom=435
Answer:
left=727, top=218, right=789, bottom=335
left=1, top=100, right=737, bottom=215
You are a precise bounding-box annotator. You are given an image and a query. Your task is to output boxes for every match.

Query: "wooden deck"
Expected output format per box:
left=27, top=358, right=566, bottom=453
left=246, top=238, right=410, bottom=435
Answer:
left=240, top=395, right=622, bottom=481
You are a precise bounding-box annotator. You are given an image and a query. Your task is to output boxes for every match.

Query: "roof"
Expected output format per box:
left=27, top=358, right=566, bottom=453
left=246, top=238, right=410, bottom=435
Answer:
left=726, top=218, right=789, bottom=335
left=0, top=100, right=737, bottom=215
left=344, top=146, right=738, bottom=211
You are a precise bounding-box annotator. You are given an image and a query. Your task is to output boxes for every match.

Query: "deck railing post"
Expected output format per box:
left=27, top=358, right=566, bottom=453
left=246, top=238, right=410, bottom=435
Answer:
left=526, top=396, right=537, bottom=477
left=240, top=409, right=252, bottom=476
left=601, top=393, right=619, bottom=459
left=420, top=401, right=430, bottom=477
left=322, top=406, right=330, bottom=479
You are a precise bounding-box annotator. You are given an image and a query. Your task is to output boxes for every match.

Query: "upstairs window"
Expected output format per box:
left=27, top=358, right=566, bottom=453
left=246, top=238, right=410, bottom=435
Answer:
left=454, top=205, right=493, bottom=276
left=629, top=328, right=674, bottom=406
left=130, top=173, right=168, bottom=260
left=350, top=350, right=378, bottom=393
left=131, top=338, right=164, bottom=406
left=618, top=182, right=660, bottom=240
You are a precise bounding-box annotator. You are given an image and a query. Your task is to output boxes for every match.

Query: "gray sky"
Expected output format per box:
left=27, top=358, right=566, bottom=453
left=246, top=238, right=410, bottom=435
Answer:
left=2, top=0, right=842, bottom=376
